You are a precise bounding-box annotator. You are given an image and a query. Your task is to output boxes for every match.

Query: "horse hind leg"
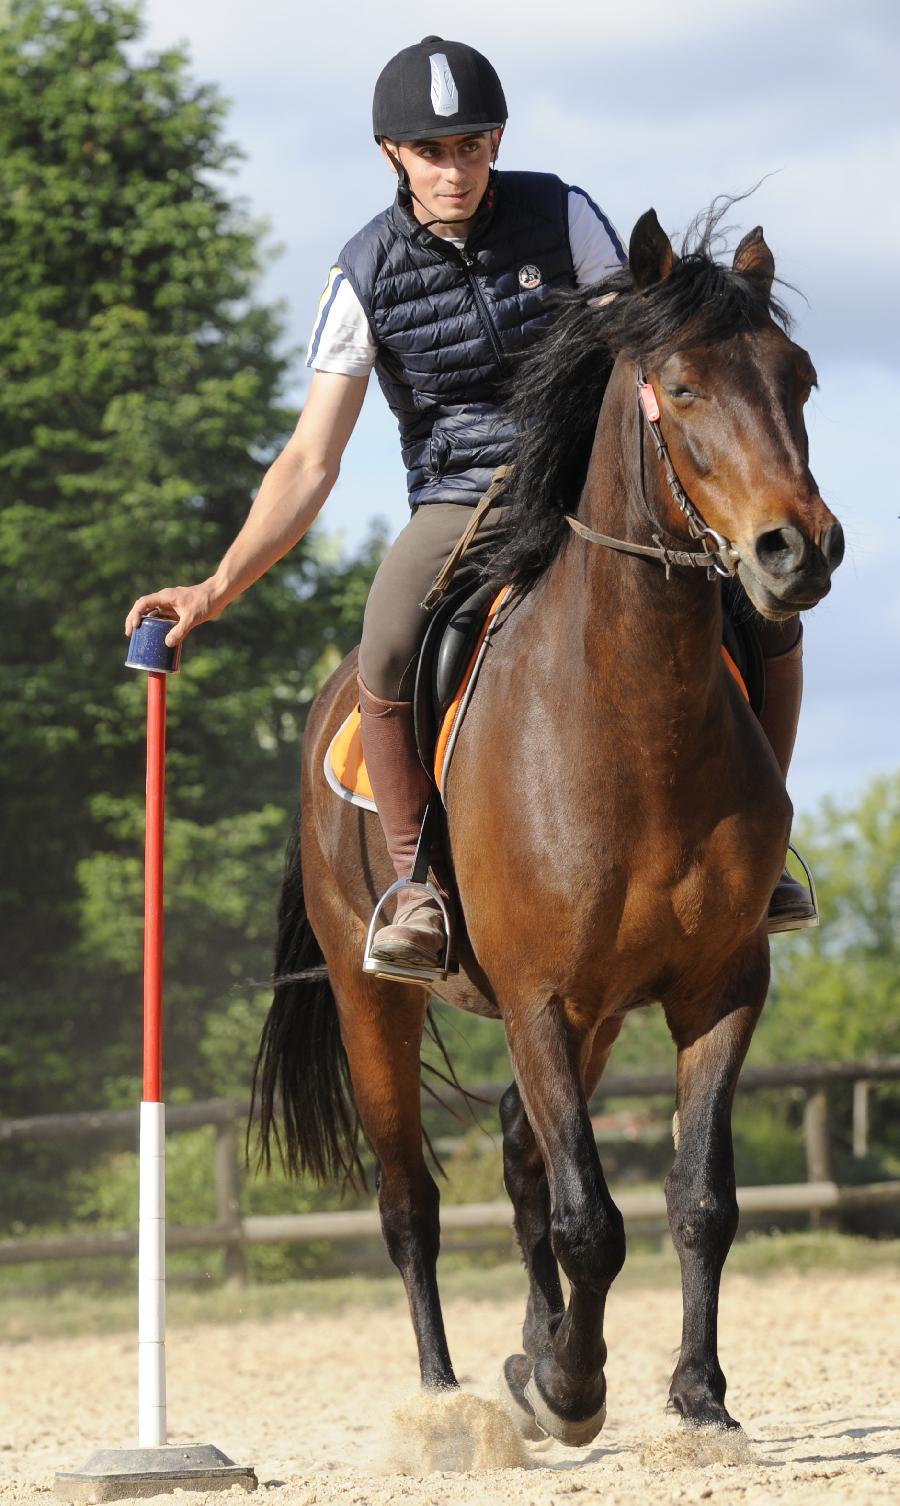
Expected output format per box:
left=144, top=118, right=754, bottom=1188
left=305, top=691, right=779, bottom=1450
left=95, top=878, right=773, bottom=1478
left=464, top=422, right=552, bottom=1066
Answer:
left=663, top=951, right=768, bottom=1429
left=332, top=958, right=458, bottom=1391
left=255, top=820, right=456, bottom=1393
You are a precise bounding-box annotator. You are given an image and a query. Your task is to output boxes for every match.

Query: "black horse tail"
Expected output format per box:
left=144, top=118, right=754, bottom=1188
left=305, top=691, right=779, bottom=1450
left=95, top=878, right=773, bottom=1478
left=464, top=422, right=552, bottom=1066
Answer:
left=250, top=819, right=365, bottom=1189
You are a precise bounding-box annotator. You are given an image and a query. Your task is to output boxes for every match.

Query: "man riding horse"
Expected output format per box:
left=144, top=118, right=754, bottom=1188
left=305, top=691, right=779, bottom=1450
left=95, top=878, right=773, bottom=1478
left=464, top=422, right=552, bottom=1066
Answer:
left=125, top=35, right=815, bottom=979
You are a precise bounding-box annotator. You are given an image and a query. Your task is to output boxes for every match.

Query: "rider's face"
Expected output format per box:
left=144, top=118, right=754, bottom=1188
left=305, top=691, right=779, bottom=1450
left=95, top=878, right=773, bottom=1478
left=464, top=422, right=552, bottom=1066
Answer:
left=380, top=130, right=501, bottom=237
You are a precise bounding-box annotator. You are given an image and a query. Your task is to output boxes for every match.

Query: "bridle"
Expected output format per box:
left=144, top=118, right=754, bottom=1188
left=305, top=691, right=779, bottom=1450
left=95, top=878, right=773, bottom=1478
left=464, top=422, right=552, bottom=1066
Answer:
left=565, top=363, right=740, bottom=581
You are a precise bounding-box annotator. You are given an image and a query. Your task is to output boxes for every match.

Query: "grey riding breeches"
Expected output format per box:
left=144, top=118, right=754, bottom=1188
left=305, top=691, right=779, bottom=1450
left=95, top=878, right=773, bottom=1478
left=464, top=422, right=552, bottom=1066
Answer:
left=358, top=502, right=511, bottom=702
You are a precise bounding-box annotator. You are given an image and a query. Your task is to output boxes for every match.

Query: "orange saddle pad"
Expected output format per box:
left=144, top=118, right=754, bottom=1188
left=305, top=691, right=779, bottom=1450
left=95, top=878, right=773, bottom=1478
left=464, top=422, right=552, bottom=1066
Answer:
left=324, top=589, right=748, bottom=812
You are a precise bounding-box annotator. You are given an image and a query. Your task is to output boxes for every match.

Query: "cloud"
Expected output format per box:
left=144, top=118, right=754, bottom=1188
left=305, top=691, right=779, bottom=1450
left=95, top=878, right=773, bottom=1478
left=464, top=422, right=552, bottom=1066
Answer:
left=143, top=0, right=815, bottom=78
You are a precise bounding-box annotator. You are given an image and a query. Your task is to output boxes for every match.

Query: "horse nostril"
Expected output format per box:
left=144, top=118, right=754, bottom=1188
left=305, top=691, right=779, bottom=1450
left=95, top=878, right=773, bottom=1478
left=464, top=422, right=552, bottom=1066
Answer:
left=754, top=525, right=808, bottom=578
left=821, top=521, right=845, bottom=571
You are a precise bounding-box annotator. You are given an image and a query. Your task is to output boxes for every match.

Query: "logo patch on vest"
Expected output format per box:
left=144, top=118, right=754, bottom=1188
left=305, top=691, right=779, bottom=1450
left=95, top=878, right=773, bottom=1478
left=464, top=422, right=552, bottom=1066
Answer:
left=429, top=54, right=459, bottom=117
left=518, top=263, right=542, bottom=290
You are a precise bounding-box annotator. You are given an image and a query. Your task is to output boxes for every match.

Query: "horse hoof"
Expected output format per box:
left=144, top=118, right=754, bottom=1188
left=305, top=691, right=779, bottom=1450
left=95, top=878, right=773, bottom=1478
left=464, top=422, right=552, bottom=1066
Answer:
left=669, top=1394, right=741, bottom=1431
left=523, top=1374, right=607, bottom=1448
left=498, top=1354, right=546, bottom=1441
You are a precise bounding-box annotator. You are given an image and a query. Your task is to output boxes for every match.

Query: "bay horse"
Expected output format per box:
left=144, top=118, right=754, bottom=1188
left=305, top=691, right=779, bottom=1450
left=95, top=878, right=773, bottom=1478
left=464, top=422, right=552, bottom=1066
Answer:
left=255, top=206, right=843, bottom=1444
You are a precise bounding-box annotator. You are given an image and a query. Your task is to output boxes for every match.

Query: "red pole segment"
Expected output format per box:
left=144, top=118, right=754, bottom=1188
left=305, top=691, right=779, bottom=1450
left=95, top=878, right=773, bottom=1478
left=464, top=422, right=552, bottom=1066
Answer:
left=143, top=671, right=166, bottom=1104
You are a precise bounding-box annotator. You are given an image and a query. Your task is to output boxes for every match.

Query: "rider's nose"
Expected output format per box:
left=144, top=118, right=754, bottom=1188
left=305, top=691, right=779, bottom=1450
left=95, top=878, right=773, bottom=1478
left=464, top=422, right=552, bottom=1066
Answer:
left=753, top=524, right=809, bottom=579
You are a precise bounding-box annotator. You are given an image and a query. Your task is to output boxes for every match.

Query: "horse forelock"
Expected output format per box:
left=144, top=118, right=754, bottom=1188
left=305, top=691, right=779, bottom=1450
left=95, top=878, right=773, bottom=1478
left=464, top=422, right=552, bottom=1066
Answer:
left=486, top=200, right=794, bottom=597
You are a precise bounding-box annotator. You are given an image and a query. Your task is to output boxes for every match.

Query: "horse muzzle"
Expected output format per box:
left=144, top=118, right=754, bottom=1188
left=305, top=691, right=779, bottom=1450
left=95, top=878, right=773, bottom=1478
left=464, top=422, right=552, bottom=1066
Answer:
left=737, top=517, right=844, bottom=618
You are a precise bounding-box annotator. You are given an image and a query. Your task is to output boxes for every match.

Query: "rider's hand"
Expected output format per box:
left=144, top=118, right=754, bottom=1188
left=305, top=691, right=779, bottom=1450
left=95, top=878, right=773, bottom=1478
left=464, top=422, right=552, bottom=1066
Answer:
left=124, top=581, right=220, bottom=648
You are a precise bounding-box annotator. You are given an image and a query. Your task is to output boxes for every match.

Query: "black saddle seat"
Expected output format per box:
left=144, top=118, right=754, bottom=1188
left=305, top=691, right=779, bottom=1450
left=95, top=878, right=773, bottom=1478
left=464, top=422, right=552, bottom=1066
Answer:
left=413, top=581, right=498, bottom=776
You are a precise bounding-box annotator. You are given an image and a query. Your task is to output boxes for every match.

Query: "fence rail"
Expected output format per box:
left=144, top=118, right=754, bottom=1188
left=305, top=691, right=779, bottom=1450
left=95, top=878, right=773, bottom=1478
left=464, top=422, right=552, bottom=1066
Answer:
left=2, top=1058, right=899, bottom=1279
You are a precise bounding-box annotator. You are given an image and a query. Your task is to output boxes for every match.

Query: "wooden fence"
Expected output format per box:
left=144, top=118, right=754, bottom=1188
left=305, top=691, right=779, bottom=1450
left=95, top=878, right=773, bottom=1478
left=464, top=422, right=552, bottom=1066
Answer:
left=2, top=1057, right=899, bottom=1283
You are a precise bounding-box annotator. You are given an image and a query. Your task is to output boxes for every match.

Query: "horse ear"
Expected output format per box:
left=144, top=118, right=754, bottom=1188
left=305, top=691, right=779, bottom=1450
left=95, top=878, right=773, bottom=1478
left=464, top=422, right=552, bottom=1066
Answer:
left=733, top=226, right=775, bottom=293
left=629, top=209, right=674, bottom=290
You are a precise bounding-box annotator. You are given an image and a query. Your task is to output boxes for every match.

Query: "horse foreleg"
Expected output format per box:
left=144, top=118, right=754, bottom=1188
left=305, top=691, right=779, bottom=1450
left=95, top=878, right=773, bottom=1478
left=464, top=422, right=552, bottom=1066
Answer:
left=333, top=964, right=457, bottom=1391
left=500, top=1001, right=625, bottom=1447
left=499, top=1015, right=623, bottom=1438
left=663, top=949, right=768, bottom=1428
left=498, top=1081, right=563, bottom=1436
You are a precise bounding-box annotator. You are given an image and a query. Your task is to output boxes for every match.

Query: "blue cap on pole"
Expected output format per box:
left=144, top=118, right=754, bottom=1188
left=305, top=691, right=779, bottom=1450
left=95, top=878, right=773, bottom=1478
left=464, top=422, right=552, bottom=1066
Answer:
left=125, top=614, right=182, bottom=674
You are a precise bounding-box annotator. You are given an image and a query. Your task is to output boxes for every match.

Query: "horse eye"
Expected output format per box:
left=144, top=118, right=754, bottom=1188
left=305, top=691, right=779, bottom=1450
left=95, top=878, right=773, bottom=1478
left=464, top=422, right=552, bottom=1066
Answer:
left=666, top=385, right=695, bottom=400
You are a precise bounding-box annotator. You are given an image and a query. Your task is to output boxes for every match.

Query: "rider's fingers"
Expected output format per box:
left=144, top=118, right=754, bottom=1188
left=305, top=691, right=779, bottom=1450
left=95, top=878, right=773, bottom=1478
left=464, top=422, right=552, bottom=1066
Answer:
left=164, top=614, right=192, bottom=648
left=124, top=593, right=177, bottom=636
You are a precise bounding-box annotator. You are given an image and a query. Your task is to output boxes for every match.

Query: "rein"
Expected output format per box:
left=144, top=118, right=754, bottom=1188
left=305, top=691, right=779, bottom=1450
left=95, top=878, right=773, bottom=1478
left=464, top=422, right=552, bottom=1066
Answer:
left=565, top=364, right=740, bottom=582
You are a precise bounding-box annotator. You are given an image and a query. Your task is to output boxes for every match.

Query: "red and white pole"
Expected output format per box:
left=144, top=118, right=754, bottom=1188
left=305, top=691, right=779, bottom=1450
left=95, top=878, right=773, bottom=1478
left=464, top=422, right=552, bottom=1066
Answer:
left=139, top=669, right=168, bottom=1447
left=55, top=616, right=256, bottom=1499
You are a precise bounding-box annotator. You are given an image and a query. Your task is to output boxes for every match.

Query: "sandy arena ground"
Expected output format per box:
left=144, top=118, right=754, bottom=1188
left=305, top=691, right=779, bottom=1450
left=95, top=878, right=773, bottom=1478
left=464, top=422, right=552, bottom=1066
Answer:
left=2, top=1267, right=898, bottom=1505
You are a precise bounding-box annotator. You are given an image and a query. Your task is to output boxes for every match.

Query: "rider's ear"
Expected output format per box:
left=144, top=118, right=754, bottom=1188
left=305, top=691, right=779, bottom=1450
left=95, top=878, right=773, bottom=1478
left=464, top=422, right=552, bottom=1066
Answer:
left=629, top=209, right=674, bottom=290
left=732, top=226, right=775, bottom=295
left=379, top=140, right=399, bottom=175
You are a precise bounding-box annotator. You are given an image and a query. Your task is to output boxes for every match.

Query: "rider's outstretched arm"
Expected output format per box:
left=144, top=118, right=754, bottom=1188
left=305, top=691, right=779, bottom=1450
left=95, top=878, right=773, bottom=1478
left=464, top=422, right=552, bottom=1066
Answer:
left=124, top=370, right=369, bottom=646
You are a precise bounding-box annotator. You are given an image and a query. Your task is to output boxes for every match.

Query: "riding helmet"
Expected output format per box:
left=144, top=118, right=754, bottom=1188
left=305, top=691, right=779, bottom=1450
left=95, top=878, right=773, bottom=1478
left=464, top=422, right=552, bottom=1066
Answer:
left=372, top=36, right=507, bottom=143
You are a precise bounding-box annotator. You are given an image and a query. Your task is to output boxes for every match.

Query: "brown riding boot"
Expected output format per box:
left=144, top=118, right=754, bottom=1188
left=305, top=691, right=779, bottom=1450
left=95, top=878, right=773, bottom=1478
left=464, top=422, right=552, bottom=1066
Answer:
left=357, top=676, right=449, bottom=972
left=760, top=637, right=817, bottom=933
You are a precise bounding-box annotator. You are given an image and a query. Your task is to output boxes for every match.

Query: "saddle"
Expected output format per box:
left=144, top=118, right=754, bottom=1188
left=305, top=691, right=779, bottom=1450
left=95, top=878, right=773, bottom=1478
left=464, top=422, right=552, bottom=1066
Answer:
left=325, top=582, right=509, bottom=811
left=324, top=582, right=763, bottom=813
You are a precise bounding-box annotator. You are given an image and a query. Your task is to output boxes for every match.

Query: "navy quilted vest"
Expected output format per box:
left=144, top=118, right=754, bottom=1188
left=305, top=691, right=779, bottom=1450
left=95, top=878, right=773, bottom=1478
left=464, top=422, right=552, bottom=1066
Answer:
left=338, top=171, right=575, bottom=507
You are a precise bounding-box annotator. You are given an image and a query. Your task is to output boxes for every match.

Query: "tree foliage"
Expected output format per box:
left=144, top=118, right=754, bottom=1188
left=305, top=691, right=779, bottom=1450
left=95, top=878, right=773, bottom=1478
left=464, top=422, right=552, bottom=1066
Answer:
left=0, top=0, right=383, bottom=1182
left=759, top=772, right=900, bottom=1063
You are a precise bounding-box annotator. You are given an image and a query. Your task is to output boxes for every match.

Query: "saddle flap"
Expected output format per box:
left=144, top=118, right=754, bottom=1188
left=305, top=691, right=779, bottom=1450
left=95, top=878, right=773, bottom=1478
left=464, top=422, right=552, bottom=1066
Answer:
left=413, top=579, right=498, bottom=774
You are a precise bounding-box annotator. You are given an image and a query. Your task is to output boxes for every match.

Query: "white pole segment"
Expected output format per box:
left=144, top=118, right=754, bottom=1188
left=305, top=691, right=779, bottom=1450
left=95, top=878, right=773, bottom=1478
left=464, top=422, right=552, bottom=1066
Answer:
left=138, top=1100, right=167, bottom=1446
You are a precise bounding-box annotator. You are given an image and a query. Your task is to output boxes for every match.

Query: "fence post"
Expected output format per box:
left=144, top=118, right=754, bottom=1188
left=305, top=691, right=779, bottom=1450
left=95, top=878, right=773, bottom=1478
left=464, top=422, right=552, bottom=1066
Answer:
left=214, top=1119, right=247, bottom=1286
left=852, top=1080, right=870, bottom=1159
left=803, top=1086, right=836, bottom=1230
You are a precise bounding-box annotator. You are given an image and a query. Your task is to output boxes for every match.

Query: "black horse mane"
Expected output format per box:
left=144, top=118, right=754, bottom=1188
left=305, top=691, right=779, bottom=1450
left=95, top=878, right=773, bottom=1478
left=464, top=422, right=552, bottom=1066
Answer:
left=486, top=198, right=793, bottom=595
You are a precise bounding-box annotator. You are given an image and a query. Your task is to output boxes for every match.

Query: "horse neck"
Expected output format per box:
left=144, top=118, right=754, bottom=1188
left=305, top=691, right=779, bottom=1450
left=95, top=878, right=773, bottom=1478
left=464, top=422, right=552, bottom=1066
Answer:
left=547, top=358, right=725, bottom=724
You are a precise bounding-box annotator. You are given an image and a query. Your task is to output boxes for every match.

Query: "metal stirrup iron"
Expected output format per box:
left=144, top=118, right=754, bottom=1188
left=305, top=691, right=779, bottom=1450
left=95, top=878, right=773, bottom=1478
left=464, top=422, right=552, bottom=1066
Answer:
left=362, top=794, right=454, bottom=984
left=786, top=841, right=820, bottom=926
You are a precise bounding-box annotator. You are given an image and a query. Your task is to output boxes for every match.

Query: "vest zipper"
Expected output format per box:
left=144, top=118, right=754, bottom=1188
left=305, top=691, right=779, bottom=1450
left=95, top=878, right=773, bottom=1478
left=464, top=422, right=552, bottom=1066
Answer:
left=457, top=248, right=504, bottom=365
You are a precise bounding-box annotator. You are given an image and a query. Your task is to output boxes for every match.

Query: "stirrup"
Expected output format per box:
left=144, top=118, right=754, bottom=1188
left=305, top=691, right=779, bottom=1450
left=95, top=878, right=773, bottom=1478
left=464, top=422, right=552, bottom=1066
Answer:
left=362, top=878, right=454, bottom=985
left=776, top=841, right=820, bottom=931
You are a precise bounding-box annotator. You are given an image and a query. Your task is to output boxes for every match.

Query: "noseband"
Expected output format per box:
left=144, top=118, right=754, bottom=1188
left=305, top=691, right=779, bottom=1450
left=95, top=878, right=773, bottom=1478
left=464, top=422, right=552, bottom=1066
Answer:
left=565, top=364, right=740, bottom=581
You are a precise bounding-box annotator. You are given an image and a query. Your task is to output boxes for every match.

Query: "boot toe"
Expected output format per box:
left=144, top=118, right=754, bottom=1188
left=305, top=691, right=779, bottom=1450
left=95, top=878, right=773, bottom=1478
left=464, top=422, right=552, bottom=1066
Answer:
left=767, top=869, right=818, bottom=933
left=369, top=899, right=448, bottom=968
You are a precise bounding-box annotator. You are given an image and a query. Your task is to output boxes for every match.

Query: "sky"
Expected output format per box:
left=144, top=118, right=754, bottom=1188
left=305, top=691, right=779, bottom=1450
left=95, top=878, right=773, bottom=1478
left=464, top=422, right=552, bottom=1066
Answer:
left=139, top=0, right=899, bottom=818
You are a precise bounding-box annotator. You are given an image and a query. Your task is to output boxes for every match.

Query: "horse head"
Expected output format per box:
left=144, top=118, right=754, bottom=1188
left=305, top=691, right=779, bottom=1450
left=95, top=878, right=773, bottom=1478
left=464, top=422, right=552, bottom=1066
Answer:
left=628, top=209, right=844, bottom=618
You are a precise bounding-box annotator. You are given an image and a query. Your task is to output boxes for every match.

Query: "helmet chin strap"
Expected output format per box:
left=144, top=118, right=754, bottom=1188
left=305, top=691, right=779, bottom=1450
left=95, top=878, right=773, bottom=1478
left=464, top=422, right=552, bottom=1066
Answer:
left=383, top=133, right=502, bottom=235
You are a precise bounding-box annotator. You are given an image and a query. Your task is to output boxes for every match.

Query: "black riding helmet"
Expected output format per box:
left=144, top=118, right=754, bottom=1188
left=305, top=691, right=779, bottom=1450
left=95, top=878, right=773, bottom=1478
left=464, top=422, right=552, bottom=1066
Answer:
left=373, top=36, right=507, bottom=143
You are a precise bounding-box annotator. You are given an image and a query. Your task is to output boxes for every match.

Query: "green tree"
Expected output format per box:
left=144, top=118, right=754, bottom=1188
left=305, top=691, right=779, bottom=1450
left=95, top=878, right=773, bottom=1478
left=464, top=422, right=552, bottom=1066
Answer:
left=0, top=0, right=383, bottom=1221
left=757, top=772, right=900, bottom=1063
